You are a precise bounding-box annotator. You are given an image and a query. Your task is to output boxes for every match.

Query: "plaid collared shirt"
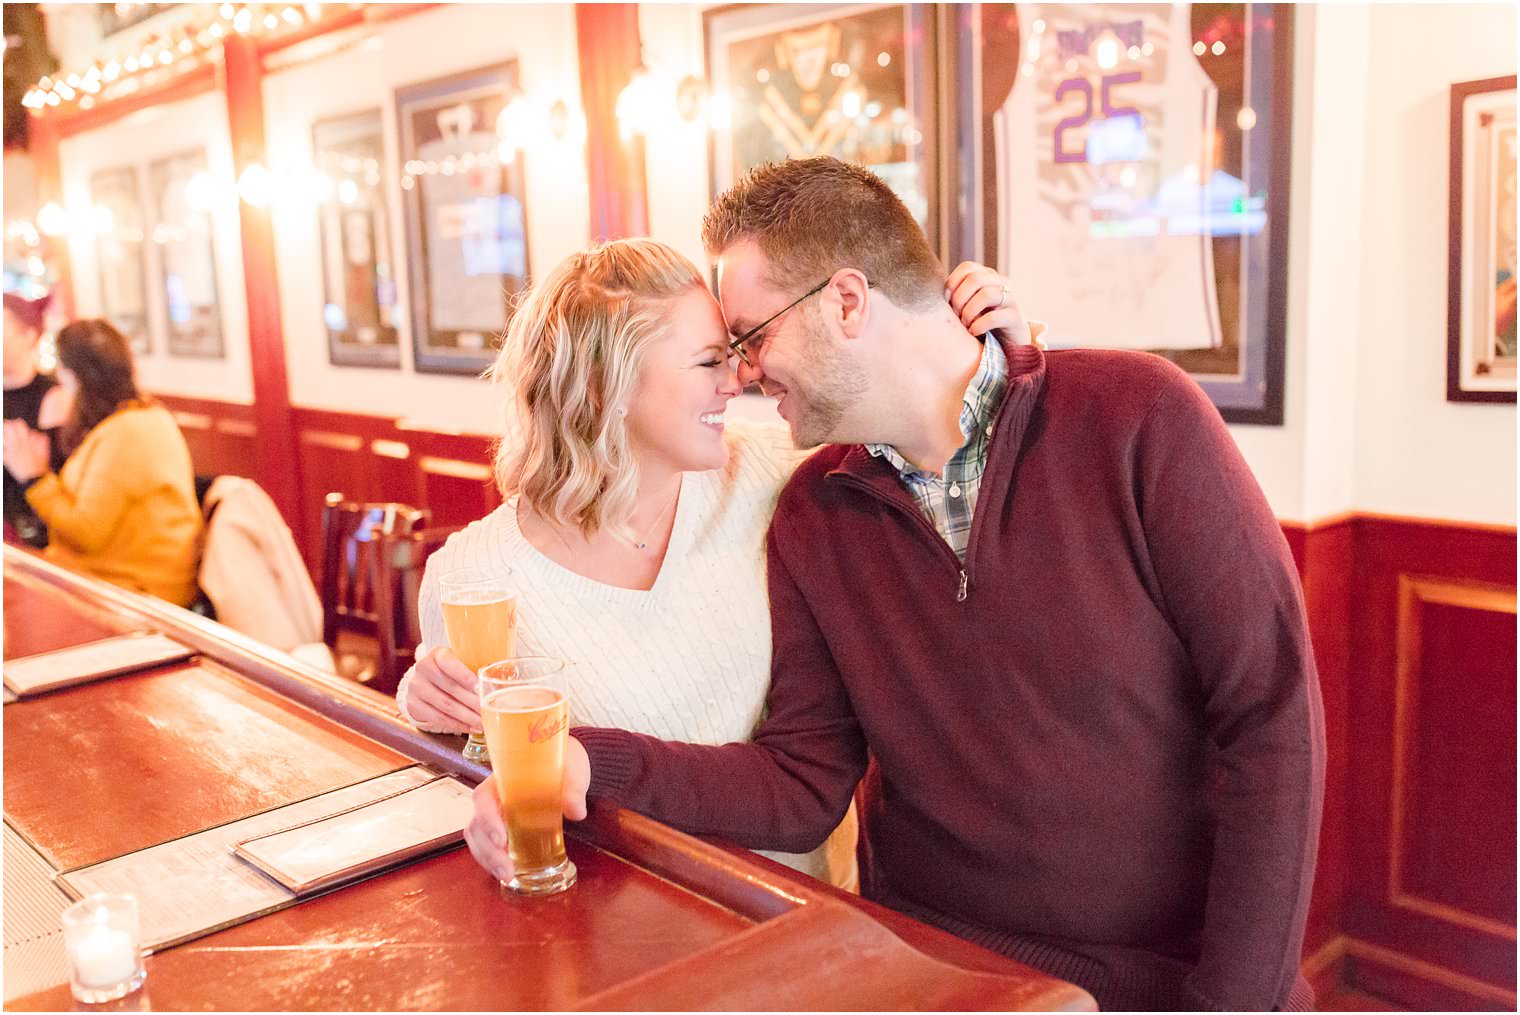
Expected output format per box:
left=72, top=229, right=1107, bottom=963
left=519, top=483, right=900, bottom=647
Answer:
left=866, top=337, right=1008, bottom=562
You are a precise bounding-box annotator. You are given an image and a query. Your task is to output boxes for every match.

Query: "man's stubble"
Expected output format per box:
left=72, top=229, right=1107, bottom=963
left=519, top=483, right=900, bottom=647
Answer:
left=783, top=306, right=870, bottom=450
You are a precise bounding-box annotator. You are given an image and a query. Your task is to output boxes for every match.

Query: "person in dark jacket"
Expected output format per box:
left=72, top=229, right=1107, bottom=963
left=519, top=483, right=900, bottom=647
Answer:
left=2, top=292, right=69, bottom=546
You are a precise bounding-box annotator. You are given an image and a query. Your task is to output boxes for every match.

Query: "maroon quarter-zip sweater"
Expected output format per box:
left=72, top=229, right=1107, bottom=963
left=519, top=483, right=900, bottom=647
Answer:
left=575, top=340, right=1324, bottom=1011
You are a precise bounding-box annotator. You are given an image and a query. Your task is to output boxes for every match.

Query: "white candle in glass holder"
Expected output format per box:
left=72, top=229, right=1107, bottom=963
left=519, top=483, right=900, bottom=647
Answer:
left=62, top=893, right=145, bottom=1002
left=71, top=923, right=138, bottom=987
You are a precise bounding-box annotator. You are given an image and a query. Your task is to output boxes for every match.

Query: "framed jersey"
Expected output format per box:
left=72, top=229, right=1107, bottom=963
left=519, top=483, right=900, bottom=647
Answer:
left=704, top=3, right=944, bottom=257
left=980, top=4, right=1293, bottom=424
left=396, top=63, right=530, bottom=375
left=1448, top=75, right=1517, bottom=403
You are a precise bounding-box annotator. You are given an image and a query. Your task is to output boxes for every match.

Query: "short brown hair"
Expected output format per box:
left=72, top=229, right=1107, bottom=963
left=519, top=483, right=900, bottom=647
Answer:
left=702, top=157, right=943, bottom=309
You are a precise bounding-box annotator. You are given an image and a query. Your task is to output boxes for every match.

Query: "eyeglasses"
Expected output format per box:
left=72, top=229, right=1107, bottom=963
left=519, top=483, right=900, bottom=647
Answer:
left=725, top=278, right=830, bottom=367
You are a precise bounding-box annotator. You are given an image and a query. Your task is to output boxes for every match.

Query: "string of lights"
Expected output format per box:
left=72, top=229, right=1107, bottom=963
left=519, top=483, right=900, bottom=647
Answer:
left=22, top=4, right=352, bottom=116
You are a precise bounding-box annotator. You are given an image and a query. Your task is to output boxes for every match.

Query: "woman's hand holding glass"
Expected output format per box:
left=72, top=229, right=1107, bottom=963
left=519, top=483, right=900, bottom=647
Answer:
left=401, top=646, right=483, bottom=733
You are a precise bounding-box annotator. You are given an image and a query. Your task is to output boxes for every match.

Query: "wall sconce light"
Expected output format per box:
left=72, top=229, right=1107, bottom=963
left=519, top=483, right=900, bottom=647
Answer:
left=616, top=53, right=709, bottom=137
left=36, top=202, right=68, bottom=237
left=185, top=170, right=219, bottom=213
left=237, top=163, right=274, bottom=208
left=89, top=205, right=115, bottom=235
left=676, top=75, right=706, bottom=123
left=494, top=91, right=538, bottom=153
left=549, top=99, right=571, bottom=139
left=615, top=66, right=659, bottom=138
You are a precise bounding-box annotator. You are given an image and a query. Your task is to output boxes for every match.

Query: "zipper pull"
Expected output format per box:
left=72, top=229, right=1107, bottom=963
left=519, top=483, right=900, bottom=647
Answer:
left=957, top=570, right=968, bottom=602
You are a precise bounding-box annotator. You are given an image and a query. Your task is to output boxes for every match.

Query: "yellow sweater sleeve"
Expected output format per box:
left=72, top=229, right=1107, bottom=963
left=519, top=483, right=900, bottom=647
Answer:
left=26, top=417, right=146, bottom=556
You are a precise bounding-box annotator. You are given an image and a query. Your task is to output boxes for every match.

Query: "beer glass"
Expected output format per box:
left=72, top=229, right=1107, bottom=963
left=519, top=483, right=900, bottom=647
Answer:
left=439, top=567, right=517, bottom=763
left=478, top=656, right=578, bottom=896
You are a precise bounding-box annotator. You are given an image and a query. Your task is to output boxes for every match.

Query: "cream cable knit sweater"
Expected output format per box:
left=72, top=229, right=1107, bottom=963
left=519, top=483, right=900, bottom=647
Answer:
left=397, top=421, right=857, bottom=888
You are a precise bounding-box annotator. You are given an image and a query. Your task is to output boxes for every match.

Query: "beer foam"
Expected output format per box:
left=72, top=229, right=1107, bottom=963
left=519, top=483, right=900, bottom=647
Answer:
left=484, top=686, right=564, bottom=713
left=442, top=591, right=516, bottom=607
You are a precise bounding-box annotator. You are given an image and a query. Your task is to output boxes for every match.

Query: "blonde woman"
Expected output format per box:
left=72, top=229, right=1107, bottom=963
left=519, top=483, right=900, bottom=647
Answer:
left=397, top=239, right=1017, bottom=888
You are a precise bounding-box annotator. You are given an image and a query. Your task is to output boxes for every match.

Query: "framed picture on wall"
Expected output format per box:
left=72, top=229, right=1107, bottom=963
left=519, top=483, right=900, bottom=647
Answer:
left=977, top=4, right=1293, bottom=424
left=1448, top=75, right=1517, bottom=403
left=703, top=3, right=943, bottom=255
left=313, top=110, right=401, bottom=369
left=88, top=166, right=152, bottom=355
left=396, top=63, right=530, bottom=375
left=147, top=148, right=223, bottom=359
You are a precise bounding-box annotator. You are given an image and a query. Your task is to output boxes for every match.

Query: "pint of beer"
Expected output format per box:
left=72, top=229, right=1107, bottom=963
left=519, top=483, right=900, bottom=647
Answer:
left=479, top=657, right=578, bottom=896
left=439, top=568, right=517, bottom=764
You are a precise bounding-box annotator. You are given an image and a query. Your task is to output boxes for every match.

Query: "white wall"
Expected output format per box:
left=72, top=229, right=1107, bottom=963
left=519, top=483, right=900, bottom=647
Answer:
left=59, top=89, right=254, bottom=403
left=1348, top=3, right=1516, bottom=525
left=1295, top=3, right=1369, bottom=525
left=1251, top=2, right=1374, bottom=524
left=262, top=4, right=588, bottom=433
left=1232, top=3, right=1516, bottom=526
left=640, top=3, right=712, bottom=272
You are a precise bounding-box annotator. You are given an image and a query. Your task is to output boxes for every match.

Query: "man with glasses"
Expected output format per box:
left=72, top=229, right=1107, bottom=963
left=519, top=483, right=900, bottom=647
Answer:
left=468, top=156, right=1323, bottom=1012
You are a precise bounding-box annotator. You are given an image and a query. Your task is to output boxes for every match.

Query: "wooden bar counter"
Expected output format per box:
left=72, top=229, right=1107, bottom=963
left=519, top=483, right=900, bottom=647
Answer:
left=2, top=546, right=1095, bottom=1011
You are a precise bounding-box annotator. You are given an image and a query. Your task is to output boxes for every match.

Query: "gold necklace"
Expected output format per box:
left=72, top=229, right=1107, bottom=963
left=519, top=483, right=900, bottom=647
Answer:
left=632, top=490, right=680, bottom=551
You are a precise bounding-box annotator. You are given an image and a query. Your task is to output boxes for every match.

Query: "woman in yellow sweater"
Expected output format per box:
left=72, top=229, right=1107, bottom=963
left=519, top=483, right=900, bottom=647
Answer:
left=2, top=319, right=201, bottom=606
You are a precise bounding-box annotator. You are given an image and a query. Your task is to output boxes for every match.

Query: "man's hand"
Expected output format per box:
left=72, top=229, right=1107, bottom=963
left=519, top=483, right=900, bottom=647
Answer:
left=946, top=261, right=1033, bottom=347
left=401, top=646, right=483, bottom=733
left=463, top=735, right=591, bottom=883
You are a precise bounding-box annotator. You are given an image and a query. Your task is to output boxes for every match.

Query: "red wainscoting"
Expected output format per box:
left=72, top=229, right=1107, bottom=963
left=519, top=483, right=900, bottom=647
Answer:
left=1286, top=516, right=1356, bottom=977
left=158, top=396, right=498, bottom=580
left=158, top=395, right=1516, bottom=1009
left=1342, top=516, right=1516, bottom=1010
left=1291, top=515, right=1517, bottom=1011
left=288, top=407, right=499, bottom=576
left=160, top=395, right=259, bottom=483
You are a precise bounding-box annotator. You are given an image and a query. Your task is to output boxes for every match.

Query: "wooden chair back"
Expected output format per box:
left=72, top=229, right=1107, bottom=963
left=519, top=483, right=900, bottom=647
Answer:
left=372, top=524, right=462, bottom=693
left=318, top=493, right=430, bottom=688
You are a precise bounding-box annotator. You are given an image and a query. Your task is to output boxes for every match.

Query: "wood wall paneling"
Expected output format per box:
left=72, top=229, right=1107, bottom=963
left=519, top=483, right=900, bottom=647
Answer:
left=1391, top=577, right=1516, bottom=937
left=417, top=456, right=498, bottom=529
left=26, top=116, right=75, bottom=319
left=287, top=409, right=496, bottom=576
left=1297, top=518, right=1355, bottom=959
left=221, top=34, right=305, bottom=545
left=1344, top=937, right=1518, bottom=1012
left=160, top=395, right=259, bottom=481
left=397, top=422, right=497, bottom=527
left=574, top=3, right=649, bottom=240
left=156, top=398, right=498, bottom=578
left=370, top=438, right=421, bottom=510
left=41, top=64, right=218, bottom=143
left=1346, top=518, right=1517, bottom=1008
left=298, top=429, right=378, bottom=575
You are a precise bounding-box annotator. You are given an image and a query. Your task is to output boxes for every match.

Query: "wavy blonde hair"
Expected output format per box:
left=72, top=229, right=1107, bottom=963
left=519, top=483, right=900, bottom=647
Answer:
left=489, top=239, right=706, bottom=538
